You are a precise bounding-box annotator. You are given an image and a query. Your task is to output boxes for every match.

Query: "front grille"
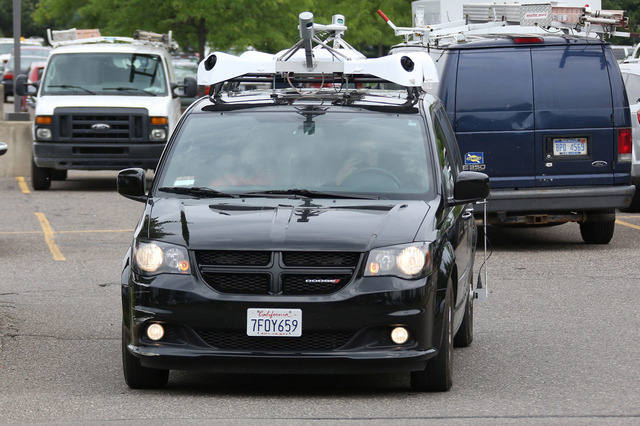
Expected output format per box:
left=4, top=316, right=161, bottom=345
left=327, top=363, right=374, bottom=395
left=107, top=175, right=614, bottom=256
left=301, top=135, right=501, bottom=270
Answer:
left=197, top=251, right=271, bottom=266
left=200, top=272, right=269, bottom=294
left=54, top=108, right=147, bottom=143
left=282, top=251, right=360, bottom=267
left=196, top=330, right=353, bottom=351
left=196, top=251, right=361, bottom=296
left=281, top=274, right=352, bottom=295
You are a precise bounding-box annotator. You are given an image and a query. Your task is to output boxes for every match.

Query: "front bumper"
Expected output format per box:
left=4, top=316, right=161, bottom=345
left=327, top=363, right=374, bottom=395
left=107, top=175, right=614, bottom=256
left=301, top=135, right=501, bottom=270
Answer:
left=33, top=141, right=165, bottom=170
left=122, top=272, right=442, bottom=374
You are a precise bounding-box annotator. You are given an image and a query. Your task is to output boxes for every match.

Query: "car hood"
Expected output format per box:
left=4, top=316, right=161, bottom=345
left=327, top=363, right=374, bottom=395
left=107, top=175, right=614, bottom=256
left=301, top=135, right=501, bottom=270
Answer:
left=142, top=197, right=434, bottom=251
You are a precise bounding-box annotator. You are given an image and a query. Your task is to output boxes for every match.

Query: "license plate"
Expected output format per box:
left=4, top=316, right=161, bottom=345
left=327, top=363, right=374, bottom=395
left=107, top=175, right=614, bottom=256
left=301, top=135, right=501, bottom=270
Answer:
left=247, top=308, right=302, bottom=337
left=553, top=138, right=587, bottom=156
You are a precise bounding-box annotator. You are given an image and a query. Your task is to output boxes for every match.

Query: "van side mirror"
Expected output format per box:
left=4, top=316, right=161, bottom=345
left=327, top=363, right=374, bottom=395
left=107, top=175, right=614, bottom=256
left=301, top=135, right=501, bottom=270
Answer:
left=450, top=171, right=490, bottom=206
left=14, top=74, right=29, bottom=97
left=172, top=77, right=198, bottom=98
left=117, top=168, right=148, bottom=202
left=0, top=142, right=7, bottom=156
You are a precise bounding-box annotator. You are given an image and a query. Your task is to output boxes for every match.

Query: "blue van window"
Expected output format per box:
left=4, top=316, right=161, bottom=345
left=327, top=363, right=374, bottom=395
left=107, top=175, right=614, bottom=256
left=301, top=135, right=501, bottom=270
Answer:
left=455, top=49, right=534, bottom=132
left=532, top=46, right=612, bottom=128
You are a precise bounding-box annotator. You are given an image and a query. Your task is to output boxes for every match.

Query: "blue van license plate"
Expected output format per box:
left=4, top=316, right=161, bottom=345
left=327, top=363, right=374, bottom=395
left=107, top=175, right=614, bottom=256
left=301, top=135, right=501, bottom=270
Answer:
left=553, top=138, right=587, bottom=156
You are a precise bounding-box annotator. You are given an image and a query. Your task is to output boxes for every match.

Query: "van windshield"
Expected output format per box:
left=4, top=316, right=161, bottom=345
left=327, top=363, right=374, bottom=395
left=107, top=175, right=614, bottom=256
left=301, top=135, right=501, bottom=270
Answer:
left=41, top=53, right=167, bottom=96
left=157, top=109, right=434, bottom=200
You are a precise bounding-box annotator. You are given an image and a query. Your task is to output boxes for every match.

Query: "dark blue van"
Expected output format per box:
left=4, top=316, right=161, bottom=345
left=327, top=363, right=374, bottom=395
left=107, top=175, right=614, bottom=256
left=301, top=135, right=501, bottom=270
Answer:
left=394, top=35, right=634, bottom=244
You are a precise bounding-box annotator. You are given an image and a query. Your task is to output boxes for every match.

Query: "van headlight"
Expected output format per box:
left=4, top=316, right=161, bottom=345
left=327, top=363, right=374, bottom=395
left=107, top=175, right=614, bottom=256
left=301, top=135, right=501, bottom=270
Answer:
left=364, top=243, right=431, bottom=279
left=133, top=241, right=191, bottom=275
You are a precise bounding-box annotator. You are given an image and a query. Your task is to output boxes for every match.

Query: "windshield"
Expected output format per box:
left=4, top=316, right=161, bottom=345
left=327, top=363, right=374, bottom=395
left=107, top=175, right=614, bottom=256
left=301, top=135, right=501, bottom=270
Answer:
left=41, top=52, right=167, bottom=96
left=157, top=109, right=434, bottom=200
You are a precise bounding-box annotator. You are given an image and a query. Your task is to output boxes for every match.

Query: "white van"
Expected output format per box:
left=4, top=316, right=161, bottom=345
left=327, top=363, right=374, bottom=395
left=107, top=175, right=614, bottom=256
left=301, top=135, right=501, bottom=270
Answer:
left=15, top=29, right=197, bottom=190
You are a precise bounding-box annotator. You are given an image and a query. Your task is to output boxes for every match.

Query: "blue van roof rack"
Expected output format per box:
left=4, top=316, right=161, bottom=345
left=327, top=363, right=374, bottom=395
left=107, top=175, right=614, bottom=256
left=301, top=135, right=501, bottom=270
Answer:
left=197, top=12, right=439, bottom=103
left=379, top=2, right=634, bottom=47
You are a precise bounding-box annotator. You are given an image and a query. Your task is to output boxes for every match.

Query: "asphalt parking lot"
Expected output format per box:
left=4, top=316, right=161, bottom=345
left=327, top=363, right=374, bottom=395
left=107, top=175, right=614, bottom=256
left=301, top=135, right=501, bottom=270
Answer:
left=0, top=170, right=638, bottom=424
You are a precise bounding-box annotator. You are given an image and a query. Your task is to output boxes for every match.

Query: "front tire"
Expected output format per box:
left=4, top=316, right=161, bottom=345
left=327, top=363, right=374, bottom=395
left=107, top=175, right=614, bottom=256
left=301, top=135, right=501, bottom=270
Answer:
left=122, top=331, right=169, bottom=389
left=454, top=282, right=473, bottom=348
left=31, top=159, right=52, bottom=190
left=410, top=284, right=454, bottom=392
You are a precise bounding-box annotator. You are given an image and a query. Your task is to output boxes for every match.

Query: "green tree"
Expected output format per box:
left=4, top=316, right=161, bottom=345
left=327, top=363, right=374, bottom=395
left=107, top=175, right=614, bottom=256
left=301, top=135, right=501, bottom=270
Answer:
left=33, top=0, right=412, bottom=57
left=0, top=0, right=47, bottom=38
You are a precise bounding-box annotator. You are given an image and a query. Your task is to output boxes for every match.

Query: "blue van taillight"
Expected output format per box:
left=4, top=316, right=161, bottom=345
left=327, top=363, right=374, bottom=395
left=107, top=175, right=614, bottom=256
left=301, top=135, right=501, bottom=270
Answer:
left=618, top=127, right=632, bottom=162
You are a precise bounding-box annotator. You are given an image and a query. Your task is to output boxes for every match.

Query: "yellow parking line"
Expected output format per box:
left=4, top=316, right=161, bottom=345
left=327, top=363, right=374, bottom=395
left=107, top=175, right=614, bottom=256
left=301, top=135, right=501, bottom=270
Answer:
left=15, top=176, right=30, bottom=194
left=615, top=219, right=640, bottom=231
left=34, top=212, right=66, bottom=261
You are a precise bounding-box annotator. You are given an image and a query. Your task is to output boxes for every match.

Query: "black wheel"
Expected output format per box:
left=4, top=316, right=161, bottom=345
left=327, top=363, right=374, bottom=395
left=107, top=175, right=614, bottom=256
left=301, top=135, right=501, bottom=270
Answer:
left=340, top=167, right=401, bottom=189
left=579, top=214, right=615, bottom=245
left=31, top=159, right=52, bottom=190
left=454, top=282, right=473, bottom=348
left=122, top=331, right=169, bottom=389
left=50, top=169, right=68, bottom=181
left=410, top=284, right=454, bottom=392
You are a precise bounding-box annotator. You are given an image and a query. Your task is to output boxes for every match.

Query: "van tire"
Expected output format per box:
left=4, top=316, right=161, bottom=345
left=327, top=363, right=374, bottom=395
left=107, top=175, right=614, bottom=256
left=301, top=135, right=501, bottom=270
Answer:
left=579, top=216, right=615, bottom=244
left=31, top=160, right=51, bottom=190
left=454, top=282, right=473, bottom=348
left=410, top=284, right=454, bottom=392
left=122, top=331, right=169, bottom=389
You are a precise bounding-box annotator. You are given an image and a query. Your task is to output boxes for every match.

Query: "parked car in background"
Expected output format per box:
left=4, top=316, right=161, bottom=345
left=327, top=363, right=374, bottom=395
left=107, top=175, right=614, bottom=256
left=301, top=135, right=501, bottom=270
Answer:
left=14, top=28, right=197, bottom=190
left=0, top=37, right=43, bottom=71
left=172, top=57, right=199, bottom=110
left=20, top=60, right=47, bottom=112
left=2, top=55, right=50, bottom=101
left=618, top=62, right=640, bottom=211
left=611, top=45, right=634, bottom=63
left=391, top=33, right=634, bottom=244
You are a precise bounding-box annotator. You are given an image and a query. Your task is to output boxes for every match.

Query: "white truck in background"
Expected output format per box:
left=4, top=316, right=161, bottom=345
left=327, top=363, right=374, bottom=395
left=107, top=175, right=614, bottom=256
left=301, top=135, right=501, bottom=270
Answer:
left=15, top=29, right=197, bottom=190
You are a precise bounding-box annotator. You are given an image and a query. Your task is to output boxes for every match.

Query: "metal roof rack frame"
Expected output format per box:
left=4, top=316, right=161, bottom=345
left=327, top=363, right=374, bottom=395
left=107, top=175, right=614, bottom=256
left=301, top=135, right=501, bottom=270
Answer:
left=197, top=12, right=439, bottom=104
left=379, top=2, right=635, bottom=47
left=47, top=28, right=178, bottom=51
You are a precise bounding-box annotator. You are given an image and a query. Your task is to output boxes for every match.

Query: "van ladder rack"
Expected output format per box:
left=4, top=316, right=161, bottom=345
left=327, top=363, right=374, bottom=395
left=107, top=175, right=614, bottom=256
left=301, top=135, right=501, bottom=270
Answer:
left=379, top=2, right=634, bottom=46
left=47, top=28, right=177, bottom=51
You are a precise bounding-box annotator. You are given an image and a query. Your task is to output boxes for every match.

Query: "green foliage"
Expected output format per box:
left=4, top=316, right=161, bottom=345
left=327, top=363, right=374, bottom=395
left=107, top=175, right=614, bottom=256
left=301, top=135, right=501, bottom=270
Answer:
left=30, top=0, right=412, bottom=58
left=0, top=0, right=47, bottom=38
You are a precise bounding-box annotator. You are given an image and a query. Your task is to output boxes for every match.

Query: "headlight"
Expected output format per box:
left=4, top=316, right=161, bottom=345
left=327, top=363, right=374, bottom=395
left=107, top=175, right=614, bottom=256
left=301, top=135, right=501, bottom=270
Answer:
left=36, top=127, right=52, bottom=140
left=150, top=128, right=167, bottom=141
left=133, top=241, right=191, bottom=275
left=364, top=243, right=431, bottom=279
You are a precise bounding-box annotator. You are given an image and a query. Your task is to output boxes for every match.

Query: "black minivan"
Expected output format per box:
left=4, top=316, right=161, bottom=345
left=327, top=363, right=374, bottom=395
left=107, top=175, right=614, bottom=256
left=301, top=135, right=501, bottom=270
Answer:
left=394, top=34, right=634, bottom=244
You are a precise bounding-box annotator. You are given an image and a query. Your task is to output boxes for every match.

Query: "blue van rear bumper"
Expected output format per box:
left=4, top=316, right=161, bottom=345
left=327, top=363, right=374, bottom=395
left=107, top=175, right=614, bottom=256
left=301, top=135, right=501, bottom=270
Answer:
left=475, top=185, right=635, bottom=214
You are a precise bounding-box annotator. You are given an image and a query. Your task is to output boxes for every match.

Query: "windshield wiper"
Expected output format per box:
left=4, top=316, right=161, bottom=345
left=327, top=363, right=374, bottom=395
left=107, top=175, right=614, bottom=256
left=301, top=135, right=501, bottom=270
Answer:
left=48, top=84, right=95, bottom=94
left=245, top=188, right=381, bottom=200
left=102, top=86, right=157, bottom=96
left=158, top=186, right=238, bottom=198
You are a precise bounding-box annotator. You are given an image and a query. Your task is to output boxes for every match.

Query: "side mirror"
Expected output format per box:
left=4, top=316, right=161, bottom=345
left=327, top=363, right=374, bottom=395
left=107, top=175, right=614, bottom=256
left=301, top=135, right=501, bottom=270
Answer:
left=117, top=168, right=148, bottom=202
left=14, top=74, right=29, bottom=97
left=0, top=142, right=7, bottom=156
left=450, top=171, right=490, bottom=206
left=172, top=77, right=198, bottom=98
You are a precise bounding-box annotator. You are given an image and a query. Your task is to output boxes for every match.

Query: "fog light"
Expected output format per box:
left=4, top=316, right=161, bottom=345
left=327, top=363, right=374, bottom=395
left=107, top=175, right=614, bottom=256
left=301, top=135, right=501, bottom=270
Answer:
left=390, top=327, right=409, bottom=344
left=146, top=323, right=165, bottom=341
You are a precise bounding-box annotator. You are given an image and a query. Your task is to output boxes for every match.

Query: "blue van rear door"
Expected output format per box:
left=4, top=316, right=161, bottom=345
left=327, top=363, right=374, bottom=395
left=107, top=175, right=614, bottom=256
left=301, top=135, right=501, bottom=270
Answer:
left=532, top=45, right=614, bottom=186
left=454, top=48, right=535, bottom=189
